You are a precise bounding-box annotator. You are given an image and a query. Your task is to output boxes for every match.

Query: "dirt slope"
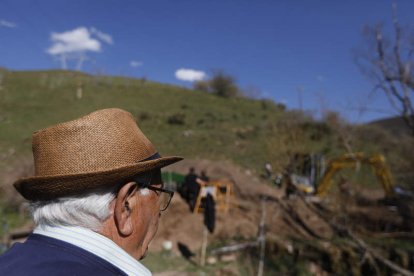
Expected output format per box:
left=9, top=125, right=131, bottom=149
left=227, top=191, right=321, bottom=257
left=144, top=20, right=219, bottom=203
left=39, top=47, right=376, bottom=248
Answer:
left=150, top=158, right=405, bottom=257
left=150, top=159, right=332, bottom=253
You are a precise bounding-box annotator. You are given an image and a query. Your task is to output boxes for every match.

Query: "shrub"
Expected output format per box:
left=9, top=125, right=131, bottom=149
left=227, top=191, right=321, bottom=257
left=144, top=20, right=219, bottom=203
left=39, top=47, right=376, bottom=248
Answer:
left=167, top=113, right=186, bottom=125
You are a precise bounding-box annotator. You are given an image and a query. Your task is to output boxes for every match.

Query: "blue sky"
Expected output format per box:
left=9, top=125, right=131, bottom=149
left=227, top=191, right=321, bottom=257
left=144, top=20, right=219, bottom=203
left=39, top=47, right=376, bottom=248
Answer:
left=1, top=0, right=413, bottom=123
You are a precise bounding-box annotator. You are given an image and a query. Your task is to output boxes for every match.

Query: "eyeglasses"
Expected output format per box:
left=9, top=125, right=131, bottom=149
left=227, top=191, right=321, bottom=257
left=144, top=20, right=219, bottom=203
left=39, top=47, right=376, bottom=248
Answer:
left=144, top=185, right=174, bottom=212
left=134, top=170, right=174, bottom=212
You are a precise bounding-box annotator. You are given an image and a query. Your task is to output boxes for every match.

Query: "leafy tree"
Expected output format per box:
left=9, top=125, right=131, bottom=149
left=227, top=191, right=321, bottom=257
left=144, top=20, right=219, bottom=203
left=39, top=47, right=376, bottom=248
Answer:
left=209, top=71, right=239, bottom=98
left=194, top=71, right=239, bottom=98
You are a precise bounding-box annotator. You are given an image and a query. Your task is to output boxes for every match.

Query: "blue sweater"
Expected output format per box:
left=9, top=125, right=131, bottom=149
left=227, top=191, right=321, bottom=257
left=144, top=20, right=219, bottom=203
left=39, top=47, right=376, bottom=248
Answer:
left=0, top=234, right=127, bottom=275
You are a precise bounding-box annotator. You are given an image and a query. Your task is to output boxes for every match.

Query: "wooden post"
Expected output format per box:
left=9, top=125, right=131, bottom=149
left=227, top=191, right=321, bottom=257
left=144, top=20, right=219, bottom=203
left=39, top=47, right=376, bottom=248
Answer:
left=257, top=198, right=266, bottom=276
left=200, top=227, right=208, bottom=266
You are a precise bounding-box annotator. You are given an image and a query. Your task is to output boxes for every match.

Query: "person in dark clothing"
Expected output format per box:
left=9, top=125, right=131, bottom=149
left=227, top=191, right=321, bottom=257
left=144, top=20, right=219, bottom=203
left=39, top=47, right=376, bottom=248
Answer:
left=200, top=170, right=210, bottom=182
left=183, top=167, right=202, bottom=211
left=203, top=193, right=215, bottom=233
left=184, top=167, right=198, bottom=186
left=180, top=168, right=213, bottom=212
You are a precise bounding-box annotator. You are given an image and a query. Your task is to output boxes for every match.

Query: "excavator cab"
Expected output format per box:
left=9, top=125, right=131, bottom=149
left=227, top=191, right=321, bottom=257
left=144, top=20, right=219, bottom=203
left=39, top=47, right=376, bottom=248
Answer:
left=285, top=153, right=326, bottom=196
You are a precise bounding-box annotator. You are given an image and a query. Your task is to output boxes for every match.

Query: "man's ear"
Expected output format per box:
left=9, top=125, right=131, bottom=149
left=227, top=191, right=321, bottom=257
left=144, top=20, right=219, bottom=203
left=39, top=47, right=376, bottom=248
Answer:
left=113, top=182, right=137, bottom=236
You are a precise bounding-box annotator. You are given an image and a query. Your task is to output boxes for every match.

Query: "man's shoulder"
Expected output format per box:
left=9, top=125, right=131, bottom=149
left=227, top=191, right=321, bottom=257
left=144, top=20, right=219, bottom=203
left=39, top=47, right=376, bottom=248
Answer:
left=0, top=234, right=126, bottom=275
left=185, top=174, right=197, bottom=181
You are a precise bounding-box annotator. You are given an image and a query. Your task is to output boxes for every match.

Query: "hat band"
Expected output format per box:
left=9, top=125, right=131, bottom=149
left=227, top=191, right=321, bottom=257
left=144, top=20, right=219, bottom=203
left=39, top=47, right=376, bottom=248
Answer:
left=139, top=152, right=161, bottom=162
left=134, top=152, right=162, bottom=185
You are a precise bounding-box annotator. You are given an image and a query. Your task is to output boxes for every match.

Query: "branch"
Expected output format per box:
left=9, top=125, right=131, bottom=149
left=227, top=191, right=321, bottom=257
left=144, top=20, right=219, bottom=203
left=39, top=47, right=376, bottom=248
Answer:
left=297, top=194, right=414, bottom=276
left=391, top=21, right=412, bottom=85
left=267, top=196, right=324, bottom=239
left=391, top=2, right=414, bottom=133
left=211, top=241, right=258, bottom=255
left=385, top=76, right=414, bottom=90
left=372, top=232, right=414, bottom=239
left=379, top=82, right=404, bottom=112
left=348, top=230, right=414, bottom=276
left=392, top=2, right=404, bottom=79
left=375, top=26, right=406, bottom=104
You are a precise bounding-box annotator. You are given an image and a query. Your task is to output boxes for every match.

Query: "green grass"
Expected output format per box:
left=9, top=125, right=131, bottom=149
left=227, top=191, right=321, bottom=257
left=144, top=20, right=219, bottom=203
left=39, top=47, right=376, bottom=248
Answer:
left=0, top=69, right=412, bottom=188
left=1, top=69, right=413, bottom=274
left=140, top=251, right=196, bottom=273
left=141, top=250, right=246, bottom=275
left=0, top=204, right=30, bottom=253
left=0, top=69, right=286, bottom=172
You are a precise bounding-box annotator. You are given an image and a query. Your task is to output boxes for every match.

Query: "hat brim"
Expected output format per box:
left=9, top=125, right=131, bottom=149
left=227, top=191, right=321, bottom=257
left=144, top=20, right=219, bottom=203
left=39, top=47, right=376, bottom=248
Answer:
left=14, top=156, right=183, bottom=201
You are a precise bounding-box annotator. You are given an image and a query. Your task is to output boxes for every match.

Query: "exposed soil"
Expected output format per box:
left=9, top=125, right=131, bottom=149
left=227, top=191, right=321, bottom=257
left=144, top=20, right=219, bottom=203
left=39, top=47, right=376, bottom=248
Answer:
left=151, top=158, right=280, bottom=253
left=150, top=159, right=409, bottom=258
left=4, top=158, right=412, bottom=274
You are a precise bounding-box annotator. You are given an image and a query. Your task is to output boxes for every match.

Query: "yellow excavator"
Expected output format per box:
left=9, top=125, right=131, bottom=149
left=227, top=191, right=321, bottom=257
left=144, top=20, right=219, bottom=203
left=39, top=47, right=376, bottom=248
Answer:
left=285, top=152, right=413, bottom=230
left=285, top=152, right=396, bottom=199
left=315, top=152, right=395, bottom=198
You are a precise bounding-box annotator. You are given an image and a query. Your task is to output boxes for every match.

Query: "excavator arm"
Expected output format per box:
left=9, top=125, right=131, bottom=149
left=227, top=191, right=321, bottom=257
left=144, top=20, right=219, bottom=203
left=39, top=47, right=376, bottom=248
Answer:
left=316, top=153, right=395, bottom=198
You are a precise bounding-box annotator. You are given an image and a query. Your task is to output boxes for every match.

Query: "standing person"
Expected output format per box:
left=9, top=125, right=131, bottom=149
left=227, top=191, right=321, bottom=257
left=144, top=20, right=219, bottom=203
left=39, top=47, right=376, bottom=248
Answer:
left=200, top=170, right=210, bottom=183
left=0, top=108, right=183, bottom=275
left=183, top=167, right=201, bottom=211
left=184, top=167, right=198, bottom=187
left=264, top=162, right=273, bottom=180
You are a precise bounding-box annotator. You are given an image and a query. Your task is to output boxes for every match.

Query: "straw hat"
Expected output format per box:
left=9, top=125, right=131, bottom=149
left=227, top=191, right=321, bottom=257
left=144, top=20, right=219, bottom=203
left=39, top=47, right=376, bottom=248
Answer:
left=14, top=108, right=183, bottom=201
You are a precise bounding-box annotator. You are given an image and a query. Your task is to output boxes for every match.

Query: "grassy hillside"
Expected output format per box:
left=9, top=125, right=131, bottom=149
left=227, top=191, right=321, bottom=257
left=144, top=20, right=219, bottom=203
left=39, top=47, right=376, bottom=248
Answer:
left=0, top=70, right=285, bottom=170
left=0, top=69, right=413, bottom=191
left=1, top=69, right=414, bottom=274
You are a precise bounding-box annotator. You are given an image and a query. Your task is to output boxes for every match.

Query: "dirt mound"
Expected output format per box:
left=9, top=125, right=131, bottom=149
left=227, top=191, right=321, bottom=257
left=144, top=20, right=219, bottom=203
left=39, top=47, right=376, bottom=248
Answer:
left=151, top=158, right=411, bottom=264
left=3, top=157, right=412, bottom=274
left=150, top=159, right=333, bottom=253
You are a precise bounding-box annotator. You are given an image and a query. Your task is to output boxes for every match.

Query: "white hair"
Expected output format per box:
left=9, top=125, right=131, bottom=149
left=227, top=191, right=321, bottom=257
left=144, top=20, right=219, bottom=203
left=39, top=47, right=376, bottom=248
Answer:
left=30, top=187, right=150, bottom=232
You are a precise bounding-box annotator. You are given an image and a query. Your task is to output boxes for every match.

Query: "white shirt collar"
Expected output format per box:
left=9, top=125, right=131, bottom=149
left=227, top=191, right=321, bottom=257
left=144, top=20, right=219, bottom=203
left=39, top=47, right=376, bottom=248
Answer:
left=33, top=225, right=152, bottom=276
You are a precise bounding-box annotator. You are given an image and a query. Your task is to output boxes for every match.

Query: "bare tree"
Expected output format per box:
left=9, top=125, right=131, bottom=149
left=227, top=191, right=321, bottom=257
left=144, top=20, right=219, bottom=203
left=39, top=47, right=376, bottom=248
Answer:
left=355, top=3, right=414, bottom=135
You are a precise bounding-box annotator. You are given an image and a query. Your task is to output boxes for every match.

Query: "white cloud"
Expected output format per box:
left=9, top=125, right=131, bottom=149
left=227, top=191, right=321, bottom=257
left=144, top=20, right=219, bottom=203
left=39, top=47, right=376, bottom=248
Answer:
left=90, top=27, right=113, bottom=45
left=0, top=19, right=17, bottom=28
left=46, top=27, right=113, bottom=70
left=130, top=60, right=143, bottom=68
left=47, top=26, right=114, bottom=56
left=175, top=68, right=206, bottom=82
left=47, top=27, right=101, bottom=55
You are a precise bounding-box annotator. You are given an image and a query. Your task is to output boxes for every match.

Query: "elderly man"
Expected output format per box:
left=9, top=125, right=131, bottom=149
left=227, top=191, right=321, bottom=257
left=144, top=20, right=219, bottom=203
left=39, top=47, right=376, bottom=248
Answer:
left=0, top=108, right=182, bottom=275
